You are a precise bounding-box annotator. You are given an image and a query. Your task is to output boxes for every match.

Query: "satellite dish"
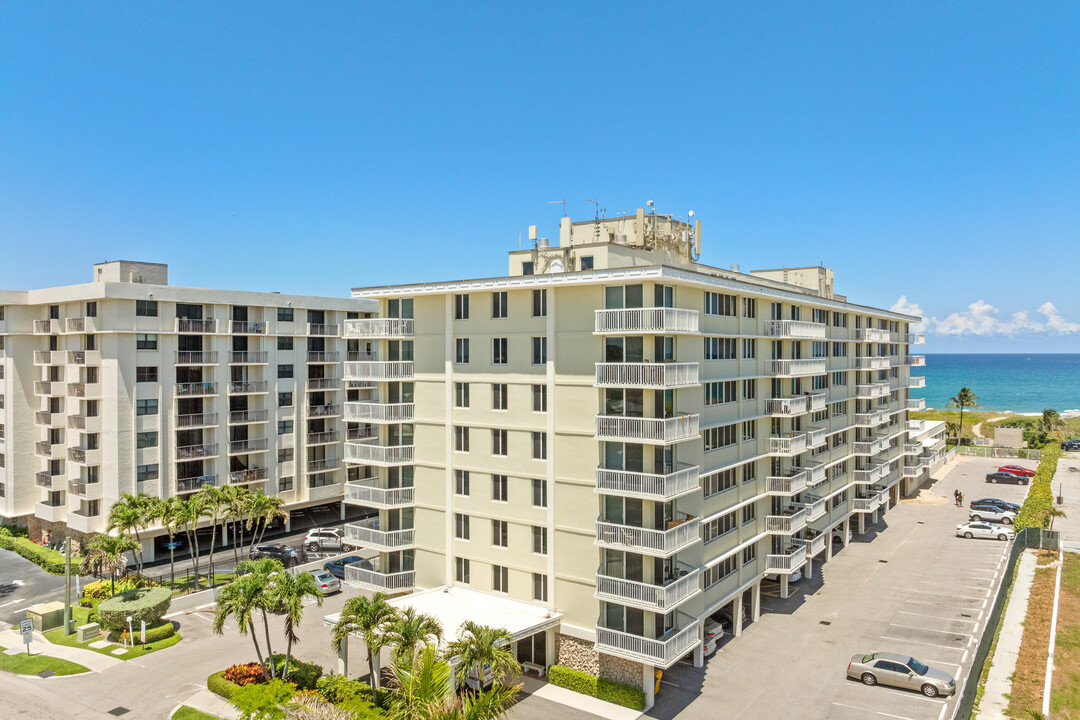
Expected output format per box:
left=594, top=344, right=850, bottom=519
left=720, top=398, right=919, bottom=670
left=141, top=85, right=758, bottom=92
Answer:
left=549, top=259, right=564, bottom=273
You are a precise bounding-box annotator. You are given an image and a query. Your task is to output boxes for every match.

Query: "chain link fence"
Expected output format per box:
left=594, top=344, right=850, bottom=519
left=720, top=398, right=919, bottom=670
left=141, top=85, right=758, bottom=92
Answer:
left=952, top=445, right=1043, bottom=461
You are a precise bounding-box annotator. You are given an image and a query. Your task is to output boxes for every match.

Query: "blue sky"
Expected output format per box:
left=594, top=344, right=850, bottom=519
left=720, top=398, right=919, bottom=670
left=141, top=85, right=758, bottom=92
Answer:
left=2, top=2, right=1078, bottom=352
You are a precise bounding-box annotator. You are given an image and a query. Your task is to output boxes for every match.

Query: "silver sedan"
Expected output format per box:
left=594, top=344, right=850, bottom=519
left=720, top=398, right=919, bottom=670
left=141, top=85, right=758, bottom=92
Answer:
left=847, top=652, right=956, bottom=697
left=957, top=522, right=1014, bottom=541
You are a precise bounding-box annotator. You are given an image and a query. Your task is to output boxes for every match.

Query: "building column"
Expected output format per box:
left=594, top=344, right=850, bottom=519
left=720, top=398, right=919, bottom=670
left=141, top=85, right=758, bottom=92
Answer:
left=337, top=636, right=349, bottom=676
left=857, top=512, right=865, bottom=535
left=141, top=537, right=156, bottom=564
left=733, top=597, right=743, bottom=638
left=752, top=581, right=761, bottom=621
left=340, top=501, right=346, bottom=521
left=545, top=628, right=557, bottom=668
left=693, top=624, right=704, bottom=668
left=825, top=532, right=834, bottom=560
left=285, top=513, right=292, bottom=533
left=642, top=664, right=656, bottom=711
left=806, top=556, right=813, bottom=580
left=780, top=575, right=789, bottom=600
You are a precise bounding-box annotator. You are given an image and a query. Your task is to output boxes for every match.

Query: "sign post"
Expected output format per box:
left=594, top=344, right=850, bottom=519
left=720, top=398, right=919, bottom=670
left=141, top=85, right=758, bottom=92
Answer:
left=19, top=619, right=34, bottom=655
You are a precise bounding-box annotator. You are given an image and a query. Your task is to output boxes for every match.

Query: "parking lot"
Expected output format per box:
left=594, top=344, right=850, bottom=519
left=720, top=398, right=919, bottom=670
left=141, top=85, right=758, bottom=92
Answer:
left=649, top=456, right=1033, bottom=720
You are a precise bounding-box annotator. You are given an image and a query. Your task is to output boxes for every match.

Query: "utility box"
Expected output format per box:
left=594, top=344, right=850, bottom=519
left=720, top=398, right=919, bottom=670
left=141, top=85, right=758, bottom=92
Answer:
left=77, top=623, right=101, bottom=643
left=25, top=601, right=65, bottom=631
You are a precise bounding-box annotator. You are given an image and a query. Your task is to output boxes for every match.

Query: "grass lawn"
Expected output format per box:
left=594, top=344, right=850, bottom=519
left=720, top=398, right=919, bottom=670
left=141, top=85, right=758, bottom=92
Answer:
left=44, top=605, right=182, bottom=659
left=911, top=409, right=999, bottom=439
left=1051, top=553, right=1080, bottom=716
left=0, top=646, right=90, bottom=676
left=1006, top=549, right=1059, bottom=717
left=172, top=706, right=222, bottom=720
left=166, top=571, right=237, bottom=595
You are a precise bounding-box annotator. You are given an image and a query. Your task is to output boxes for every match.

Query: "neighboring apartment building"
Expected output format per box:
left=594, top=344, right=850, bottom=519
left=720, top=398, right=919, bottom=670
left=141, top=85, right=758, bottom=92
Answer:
left=338, top=208, right=928, bottom=706
left=0, top=261, right=375, bottom=559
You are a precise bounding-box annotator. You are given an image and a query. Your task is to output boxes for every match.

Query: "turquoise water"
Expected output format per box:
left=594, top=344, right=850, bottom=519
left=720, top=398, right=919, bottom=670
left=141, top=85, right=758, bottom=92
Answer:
left=913, top=354, right=1080, bottom=413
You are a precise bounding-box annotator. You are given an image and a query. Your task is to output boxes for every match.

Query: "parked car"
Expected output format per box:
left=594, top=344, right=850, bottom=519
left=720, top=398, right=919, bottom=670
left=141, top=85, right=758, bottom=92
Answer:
left=971, top=498, right=1021, bottom=512
left=249, top=543, right=308, bottom=567
left=310, top=570, right=341, bottom=594
left=957, top=522, right=1013, bottom=541
left=1062, top=439, right=1080, bottom=451
left=969, top=503, right=1016, bottom=525
left=832, top=528, right=852, bottom=546
left=985, top=471, right=1028, bottom=485
left=712, top=601, right=752, bottom=635
left=997, top=465, right=1035, bottom=477
left=702, top=618, right=725, bottom=655
left=303, top=527, right=354, bottom=552
left=323, top=555, right=371, bottom=579
left=847, top=652, right=956, bottom=697
left=765, top=568, right=803, bottom=584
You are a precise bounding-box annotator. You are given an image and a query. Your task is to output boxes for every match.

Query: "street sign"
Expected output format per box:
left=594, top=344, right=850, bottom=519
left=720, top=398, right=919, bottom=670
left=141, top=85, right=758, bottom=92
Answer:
left=19, top=619, right=34, bottom=647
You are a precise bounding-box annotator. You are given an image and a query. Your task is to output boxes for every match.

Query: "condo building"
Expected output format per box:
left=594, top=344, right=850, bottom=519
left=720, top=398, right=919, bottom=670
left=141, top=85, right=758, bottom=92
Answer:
left=0, top=261, right=375, bottom=558
left=337, top=208, right=937, bottom=705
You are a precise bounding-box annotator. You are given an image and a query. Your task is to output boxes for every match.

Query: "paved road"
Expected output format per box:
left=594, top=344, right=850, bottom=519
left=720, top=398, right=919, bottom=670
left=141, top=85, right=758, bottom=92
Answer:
left=0, top=548, right=93, bottom=625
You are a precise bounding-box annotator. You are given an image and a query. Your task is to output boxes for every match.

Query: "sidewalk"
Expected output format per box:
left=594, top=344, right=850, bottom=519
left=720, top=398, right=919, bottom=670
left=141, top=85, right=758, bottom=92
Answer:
left=1053, top=454, right=1080, bottom=553
left=176, top=688, right=239, bottom=720
left=978, top=550, right=1037, bottom=719
left=519, top=675, right=641, bottom=720
left=0, top=624, right=121, bottom=673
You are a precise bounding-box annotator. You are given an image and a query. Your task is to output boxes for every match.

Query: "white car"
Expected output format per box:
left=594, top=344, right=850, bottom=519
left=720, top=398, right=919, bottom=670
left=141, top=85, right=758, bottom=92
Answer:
left=304, top=527, right=354, bottom=552
left=310, top=569, right=341, bottom=594
left=702, top=618, right=725, bottom=655
left=968, top=505, right=1016, bottom=525
left=956, top=522, right=1013, bottom=541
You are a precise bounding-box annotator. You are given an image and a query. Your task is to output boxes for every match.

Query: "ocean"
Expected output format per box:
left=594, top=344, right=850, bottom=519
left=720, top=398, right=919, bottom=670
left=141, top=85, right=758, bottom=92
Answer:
left=912, top=353, right=1080, bottom=413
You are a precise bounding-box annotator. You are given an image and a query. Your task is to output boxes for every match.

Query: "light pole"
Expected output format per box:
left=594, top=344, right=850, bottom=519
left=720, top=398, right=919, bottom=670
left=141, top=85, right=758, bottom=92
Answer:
left=126, top=615, right=134, bottom=649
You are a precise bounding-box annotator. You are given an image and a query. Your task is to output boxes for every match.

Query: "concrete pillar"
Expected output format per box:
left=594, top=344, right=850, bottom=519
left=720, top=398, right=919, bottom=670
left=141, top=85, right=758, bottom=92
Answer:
left=733, top=597, right=743, bottom=637
left=842, top=517, right=851, bottom=546
left=806, top=557, right=814, bottom=580
left=857, top=512, right=865, bottom=534
left=285, top=514, right=292, bottom=532
left=825, top=531, right=834, bottom=560
left=752, top=581, right=761, bottom=621
left=545, top=628, right=557, bottom=668
left=340, top=501, right=346, bottom=521
left=337, top=636, right=349, bottom=676
left=780, top=575, right=789, bottom=599
left=642, top=663, right=655, bottom=711
left=141, top=537, right=156, bottom=564
left=693, top=627, right=704, bottom=668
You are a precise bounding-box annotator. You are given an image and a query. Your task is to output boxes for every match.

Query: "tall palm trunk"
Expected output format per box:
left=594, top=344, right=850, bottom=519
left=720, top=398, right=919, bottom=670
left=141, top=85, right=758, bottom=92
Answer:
left=367, top=642, right=380, bottom=705
left=261, top=609, right=277, bottom=678
left=283, top=633, right=293, bottom=680
left=187, top=528, right=202, bottom=590
left=207, top=515, right=218, bottom=583
left=249, top=625, right=270, bottom=681
left=168, top=536, right=176, bottom=587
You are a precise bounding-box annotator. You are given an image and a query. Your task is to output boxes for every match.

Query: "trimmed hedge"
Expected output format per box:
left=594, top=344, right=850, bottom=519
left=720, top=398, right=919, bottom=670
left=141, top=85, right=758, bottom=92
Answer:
left=1014, top=445, right=1061, bottom=531
left=548, top=664, right=646, bottom=710
left=107, top=619, right=176, bottom=644
left=207, top=670, right=242, bottom=700
left=97, top=587, right=172, bottom=631
left=315, top=674, right=374, bottom=705
left=272, top=655, right=323, bottom=690
left=0, top=531, right=78, bottom=575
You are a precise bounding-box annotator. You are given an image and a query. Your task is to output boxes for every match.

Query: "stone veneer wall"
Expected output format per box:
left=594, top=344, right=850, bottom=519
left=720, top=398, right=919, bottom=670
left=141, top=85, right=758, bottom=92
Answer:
left=556, top=633, right=642, bottom=688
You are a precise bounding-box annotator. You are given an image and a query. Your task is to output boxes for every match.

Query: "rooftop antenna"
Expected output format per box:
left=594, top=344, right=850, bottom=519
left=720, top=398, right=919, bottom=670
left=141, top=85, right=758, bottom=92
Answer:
left=548, top=199, right=567, bottom=217
left=586, top=198, right=601, bottom=242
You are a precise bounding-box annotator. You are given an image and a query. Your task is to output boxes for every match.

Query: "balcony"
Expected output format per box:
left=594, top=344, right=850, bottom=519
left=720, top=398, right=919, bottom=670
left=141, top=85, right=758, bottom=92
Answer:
left=35, top=441, right=54, bottom=457
left=854, top=464, right=886, bottom=485
left=176, top=382, right=218, bottom=397
left=801, top=533, right=828, bottom=556
left=67, top=480, right=103, bottom=499
left=307, top=377, right=340, bottom=390
left=853, top=491, right=884, bottom=513
left=229, top=467, right=268, bottom=484
left=344, top=442, right=414, bottom=466
left=595, top=568, right=700, bottom=613
left=228, top=409, right=269, bottom=424
left=177, top=475, right=216, bottom=493
left=67, top=414, right=100, bottom=431
left=343, top=560, right=415, bottom=592
left=67, top=382, right=100, bottom=398
left=36, top=471, right=59, bottom=488
left=594, top=307, right=699, bottom=335
left=34, top=350, right=57, bottom=365
left=766, top=543, right=807, bottom=575
left=229, top=351, right=269, bottom=364
left=769, top=433, right=807, bottom=456
left=231, top=321, right=266, bottom=334
left=67, top=350, right=100, bottom=365
left=594, top=514, right=700, bottom=557
left=907, top=419, right=926, bottom=433
left=908, top=376, right=926, bottom=389
left=67, top=508, right=99, bottom=534
left=344, top=361, right=414, bottom=382
left=853, top=410, right=889, bottom=427
left=854, top=438, right=888, bottom=456
left=308, top=403, right=341, bottom=418
left=907, top=355, right=926, bottom=367
left=229, top=438, right=268, bottom=454
left=35, top=381, right=54, bottom=396
left=229, top=380, right=269, bottom=395
left=307, top=457, right=340, bottom=473
left=807, top=427, right=827, bottom=448
left=594, top=362, right=699, bottom=389
left=307, top=351, right=340, bottom=363
left=68, top=446, right=100, bottom=465
left=345, top=517, right=414, bottom=550
left=799, top=497, right=827, bottom=522
left=307, top=430, right=340, bottom=445
left=344, top=318, right=414, bottom=339
left=906, top=334, right=925, bottom=345
left=176, top=318, right=217, bottom=333
left=344, top=401, right=414, bottom=424
left=855, top=383, right=890, bottom=400
left=176, top=443, right=219, bottom=460
left=307, top=323, right=340, bottom=336
left=176, top=351, right=218, bottom=365
left=902, top=464, right=922, bottom=478
left=178, top=412, right=219, bottom=428
left=764, top=320, right=827, bottom=339
left=595, top=465, right=699, bottom=502
left=595, top=621, right=700, bottom=669
left=766, top=469, right=808, bottom=496
left=855, top=328, right=891, bottom=343
left=595, top=414, right=700, bottom=445
left=906, top=398, right=926, bottom=411
left=803, top=462, right=827, bottom=487
left=345, top=479, right=414, bottom=508
left=34, top=319, right=56, bottom=334
left=854, top=356, right=889, bottom=371
left=765, top=507, right=807, bottom=534
left=35, top=502, right=67, bottom=523
left=35, top=411, right=60, bottom=426
left=766, top=393, right=825, bottom=416
left=767, top=359, right=827, bottom=377
left=903, top=443, right=921, bottom=455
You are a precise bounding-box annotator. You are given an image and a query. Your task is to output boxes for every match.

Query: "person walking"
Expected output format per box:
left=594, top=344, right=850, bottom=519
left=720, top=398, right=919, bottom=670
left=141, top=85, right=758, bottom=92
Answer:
left=954, top=490, right=961, bottom=507
left=958, top=491, right=964, bottom=507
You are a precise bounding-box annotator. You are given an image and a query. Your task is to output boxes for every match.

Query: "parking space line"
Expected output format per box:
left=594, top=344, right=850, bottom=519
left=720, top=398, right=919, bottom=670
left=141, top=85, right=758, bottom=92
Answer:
left=880, top=635, right=966, bottom=652
left=911, top=591, right=984, bottom=601
left=888, top=623, right=973, bottom=638
left=896, top=611, right=978, bottom=625
left=843, top=682, right=949, bottom=706
left=832, top=701, right=915, bottom=720
left=917, top=580, right=988, bottom=591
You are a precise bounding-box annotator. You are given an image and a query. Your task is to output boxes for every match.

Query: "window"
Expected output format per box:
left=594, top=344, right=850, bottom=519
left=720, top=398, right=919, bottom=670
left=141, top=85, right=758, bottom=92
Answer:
left=812, top=341, right=827, bottom=358
left=532, top=432, right=547, bottom=460
left=492, top=291, right=508, bottom=319
left=492, top=429, right=508, bottom=455
left=742, top=297, right=757, bottom=319
left=742, top=504, right=756, bottom=525
left=742, top=545, right=757, bottom=565
left=531, top=336, right=547, bottom=365
left=136, top=366, right=158, bottom=383
left=703, top=512, right=736, bottom=542
left=704, top=292, right=736, bottom=316
left=455, top=557, right=470, bottom=584
left=492, top=383, right=507, bottom=410
left=136, top=431, right=157, bottom=449
left=705, top=557, right=737, bottom=588
left=455, top=294, right=470, bottom=320
left=532, top=526, right=547, bottom=555
left=704, top=337, right=737, bottom=360
left=136, top=334, right=157, bottom=350
left=136, top=464, right=159, bottom=481
left=278, top=336, right=294, bottom=351
left=454, top=426, right=470, bottom=452
left=831, top=371, right=846, bottom=387
left=278, top=448, right=294, bottom=462
left=743, top=463, right=756, bottom=484
left=742, top=339, right=757, bottom=359
left=492, top=474, right=508, bottom=502
left=831, top=401, right=846, bottom=419
left=454, top=382, right=470, bottom=408
left=704, top=381, right=736, bottom=405
left=278, top=392, right=293, bottom=407
left=522, top=261, right=534, bottom=276
left=136, top=399, right=158, bottom=416
left=580, top=256, right=594, bottom=270
left=454, top=470, right=470, bottom=496
left=703, top=424, right=737, bottom=451
left=832, top=311, right=847, bottom=328
left=533, top=573, right=548, bottom=601
left=277, top=307, right=294, bottom=322
left=136, top=300, right=158, bottom=317
left=278, top=420, right=293, bottom=435
left=831, top=342, right=846, bottom=357
left=455, top=338, right=470, bottom=364
left=742, top=379, right=756, bottom=400
left=703, top=469, right=736, bottom=496
left=84, top=301, right=97, bottom=317
left=493, top=565, right=509, bottom=592
left=742, top=420, right=756, bottom=442
left=278, top=476, right=294, bottom=491
left=492, top=338, right=508, bottom=365
left=492, top=519, right=508, bottom=548
left=532, top=289, right=547, bottom=318
left=278, top=364, right=294, bottom=379
left=455, top=513, right=470, bottom=540
left=86, top=433, right=100, bottom=450
left=532, top=478, right=547, bottom=508
left=532, top=384, right=547, bottom=412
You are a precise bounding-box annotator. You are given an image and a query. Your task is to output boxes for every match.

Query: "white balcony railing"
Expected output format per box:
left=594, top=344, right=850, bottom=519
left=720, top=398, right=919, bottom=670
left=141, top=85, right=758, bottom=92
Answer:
left=907, top=419, right=926, bottom=433
left=229, top=467, right=268, bottom=484
left=854, top=356, right=889, bottom=370
left=595, top=622, right=700, bottom=669
left=854, top=464, right=886, bottom=484
left=344, top=479, right=415, bottom=508
left=906, top=334, right=925, bottom=345
left=902, top=464, right=922, bottom=478
left=594, top=307, right=699, bottom=335
left=178, top=412, right=219, bottom=427
left=343, top=562, right=415, bottom=592
left=595, top=414, right=700, bottom=444
left=908, top=376, right=926, bottom=389
left=345, top=517, right=414, bottom=550
left=344, top=442, right=414, bottom=466
left=856, top=328, right=891, bottom=343
left=176, top=318, right=217, bottom=333
left=595, top=516, right=700, bottom=557
left=764, top=320, right=827, bottom=339
left=229, top=380, right=268, bottom=394
left=767, top=359, right=828, bottom=377
left=229, top=438, right=268, bottom=454
left=594, top=569, right=701, bottom=613
left=799, top=498, right=827, bottom=522
left=231, top=321, right=267, bottom=334
left=766, top=544, right=807, bottom=574
left=594, top=362, right=699, bottom=389
left=344, top=401, right=415, bottom=424
left=229, top=351, right=269, bottom=364
left=176, top=443, right=219, bottom=460
left=765, top=470, right=808, bottom=496
left=907, top=355, right=926, bottom=367
left=176, top=382, right=217, bottom=397
left=344, top=318, right=414, bottom=339
left=595, top=466, right=700, bottom=501
left=854, top=410, right=889, bottom=427
left=765, top=508, right=807, bottom=534
left=769, top=433, right=807, bottom=456
left=906, top=398, right=926, bottom=411
left=800, top=533, right=828, bottom=556
left=307, top=323, right=340, bottom=336
left=229, top=409, right=269, bottom=424
left=344, top=361, right=414, bottom=381
left=855, top=383, right=890, bottom=399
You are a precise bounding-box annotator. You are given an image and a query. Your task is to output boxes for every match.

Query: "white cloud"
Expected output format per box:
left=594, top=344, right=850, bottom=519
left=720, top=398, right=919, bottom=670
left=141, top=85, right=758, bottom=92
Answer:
left=890, top=295, right=925, bottom=332
left=925, top=300, right=1079, bottom=336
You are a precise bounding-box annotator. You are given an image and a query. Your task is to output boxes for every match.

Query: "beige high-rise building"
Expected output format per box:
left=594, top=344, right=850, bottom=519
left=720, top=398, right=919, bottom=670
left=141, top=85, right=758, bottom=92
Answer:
left=0, top=261, right=375, bottom=557
left=339, top=208, right=938, bottom=705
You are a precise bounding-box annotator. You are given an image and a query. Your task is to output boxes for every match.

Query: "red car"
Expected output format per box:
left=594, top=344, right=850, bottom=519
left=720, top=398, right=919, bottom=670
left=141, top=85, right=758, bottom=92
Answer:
left=998, top=465, right=1035, bottom=477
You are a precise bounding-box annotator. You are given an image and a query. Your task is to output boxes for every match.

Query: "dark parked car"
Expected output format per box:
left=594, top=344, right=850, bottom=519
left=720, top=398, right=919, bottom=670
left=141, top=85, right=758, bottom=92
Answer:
left=971, top=498, right=1021, bottom=512
left=249, top=544, right=307, bottom=567
left=323, top=555, right=371, bottom=579
left=1062, top=439, right=1080, bottom=451
left=985, top=471, right=1028, bottom=485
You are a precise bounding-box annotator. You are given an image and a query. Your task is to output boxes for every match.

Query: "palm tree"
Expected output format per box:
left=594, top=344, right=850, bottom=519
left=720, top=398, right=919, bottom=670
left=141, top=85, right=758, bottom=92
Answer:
left=151, top=497, right=183, bottom=586
left=1047, top=506, right=1067, bottom=531
left=945, top=420, right=961, bottom=445
left=197, top=484, right=227, bottom=577
left=236, top=557, right=286, bottom=678
left=257, top=495, right=288, bottom=546
left=246, top=492, right=288, bottom=551
left=272, top=570, right=324, bottom=679
left=331, top=593, right=400, bottom=706
left=213, top=573, right=272, bottom=681
left=1039, top=409, right=1064, bottom=444
left=223, top=485, right=253, bottom=564
left=283, top=694, right=356, bottom=720
left=80, top=533, right=139, bottom=594
left=946, top=388, right=982, bottom=446
left=445, top=621, right=520, bottom=688
left=386, top=607, right=443, bottom=666
left=106, top=493, right=153, bottom=574
left=385, top=644, right=519, bottom=720
left=175, top=495, right=209, bottom=589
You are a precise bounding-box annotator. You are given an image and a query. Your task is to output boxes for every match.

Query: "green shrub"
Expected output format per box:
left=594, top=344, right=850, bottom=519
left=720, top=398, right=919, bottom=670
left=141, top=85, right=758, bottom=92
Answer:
left=337, top=696, right=385, bottom=718
left=548, top=665, right=645, bottom=710
left=231, top=678, right=295, bottom=720
left=315, top=674, right=373, bottom=704
left=107, top=619, right=176, bottom=644
left=82, top=579, right=115, bottom=600
left=226, top=662, right=268, bottom=686
left=208, top=670, right=243, bottom=700
left=97, top=587, right=172, bottom=631
left=272, top=655, right=323, bottom=690
left=1014, top=445, right=1060, bottom=531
